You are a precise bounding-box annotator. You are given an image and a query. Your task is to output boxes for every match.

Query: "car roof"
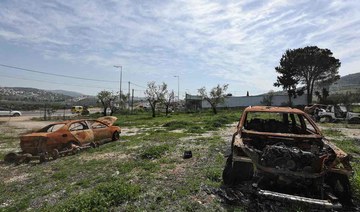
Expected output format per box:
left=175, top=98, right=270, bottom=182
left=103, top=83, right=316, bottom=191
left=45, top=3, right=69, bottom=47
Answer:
left=46, top=119, right=102, bottom=125
left=244, top=106, right=305, bottom=114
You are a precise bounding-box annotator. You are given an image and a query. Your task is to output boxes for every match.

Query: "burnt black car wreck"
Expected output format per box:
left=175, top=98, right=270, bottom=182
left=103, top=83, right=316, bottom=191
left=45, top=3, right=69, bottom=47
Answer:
left=223, top=106, right=354, bottom=209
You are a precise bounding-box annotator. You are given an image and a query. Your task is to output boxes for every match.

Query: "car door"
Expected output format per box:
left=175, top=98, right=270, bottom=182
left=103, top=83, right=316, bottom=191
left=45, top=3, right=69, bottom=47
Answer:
left=0, top=107, right=10, bottom=116
left=88, top=120, right=112, bottom=142
left=68, top=121, right=94, bottom=145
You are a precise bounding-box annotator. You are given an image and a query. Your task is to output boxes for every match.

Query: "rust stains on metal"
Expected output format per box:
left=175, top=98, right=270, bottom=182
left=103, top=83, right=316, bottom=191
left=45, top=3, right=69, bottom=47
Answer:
left=4, top=116, right=121, bottom=164
left=224, top=106, right=354, bottom=208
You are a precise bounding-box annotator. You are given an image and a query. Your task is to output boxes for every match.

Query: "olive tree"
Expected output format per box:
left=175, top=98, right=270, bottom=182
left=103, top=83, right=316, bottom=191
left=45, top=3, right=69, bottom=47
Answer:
left=97, top=90, right=118, bottom=116
left=198, top=84, right=229, bottom=114
left=163, top=90, right=175, bottom=116
left=145, top=81, right=167, bottom=117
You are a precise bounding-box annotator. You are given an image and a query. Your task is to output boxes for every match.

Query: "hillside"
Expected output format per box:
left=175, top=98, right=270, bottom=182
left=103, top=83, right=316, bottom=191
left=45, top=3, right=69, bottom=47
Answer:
left=0, top=87, right=72, bottom=102
left=330, top=72, right=360, bottom=94
left=49, top=89, right=84, bottom=98
left=270, top=72, right=360, bottom=95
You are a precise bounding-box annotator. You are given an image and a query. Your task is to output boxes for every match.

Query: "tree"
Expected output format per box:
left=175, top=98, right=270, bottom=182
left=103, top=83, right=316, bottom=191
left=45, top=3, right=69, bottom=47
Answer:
left=118, top=91, right=128, bottom=109
left=274, top=49, right=304, bottom=106
left=97, top=90, right=118, bottom=116
left=315, top=88, right=329, bottom=104
left=163, top=90, right=175, bottom=116
left=145, top=81, right=167, bottom=117
left=198, top=84, right=229, bottom=114
left=261, top=90, right=275, bottom=106
left=275, top=46, right=340, bottom=105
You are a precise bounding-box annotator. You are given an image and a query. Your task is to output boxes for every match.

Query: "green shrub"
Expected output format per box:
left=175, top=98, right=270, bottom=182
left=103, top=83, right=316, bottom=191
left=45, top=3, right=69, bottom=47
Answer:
left=205, top=168, right=222, bottom=182
left=186, top=126, right=206, bottom=133
left=50, top=179, right=140, bottom=211
left=206, top=115, right=236, bottom=129
left=140, top=144, right=170, bottom=159
left=163, top=121, right=189, bottom=130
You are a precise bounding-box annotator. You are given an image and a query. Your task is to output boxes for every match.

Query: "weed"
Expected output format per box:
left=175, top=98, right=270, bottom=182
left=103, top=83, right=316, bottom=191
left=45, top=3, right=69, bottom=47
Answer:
left=322, top=128, right=344, bottom=137
left=47, top=179, right=140, bottom=211
left=163, top=121, right=189, bottom=130
left=51, top=171, right=67, bottom=180
left=140, top=144, right=170, bottom=159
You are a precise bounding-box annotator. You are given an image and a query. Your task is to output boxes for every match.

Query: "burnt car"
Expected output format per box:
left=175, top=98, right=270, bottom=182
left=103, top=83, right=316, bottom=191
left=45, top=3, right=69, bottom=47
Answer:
left=223, top=106, right=353, bottom=208
left=4, top=116, right=121, bottom=163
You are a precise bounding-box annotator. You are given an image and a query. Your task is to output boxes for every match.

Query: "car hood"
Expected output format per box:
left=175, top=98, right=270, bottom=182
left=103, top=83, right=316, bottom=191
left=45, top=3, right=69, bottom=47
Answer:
left=96, top=116, right=117, bottom=126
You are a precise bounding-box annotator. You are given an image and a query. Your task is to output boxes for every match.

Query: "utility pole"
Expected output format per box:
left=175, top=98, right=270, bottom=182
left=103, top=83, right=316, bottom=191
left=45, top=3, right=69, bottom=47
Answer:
left=174, top=75, right=179, bottom=101
left=131, top=89, right=134, bottom=111
left=128, top=81, right=130, bottom=109
left=114, top=65, right=122, bottom=107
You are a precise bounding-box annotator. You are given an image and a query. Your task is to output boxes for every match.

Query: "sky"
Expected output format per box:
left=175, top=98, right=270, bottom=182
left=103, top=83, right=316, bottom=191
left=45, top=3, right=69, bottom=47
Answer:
left=0, top=0, right=359, bottom=97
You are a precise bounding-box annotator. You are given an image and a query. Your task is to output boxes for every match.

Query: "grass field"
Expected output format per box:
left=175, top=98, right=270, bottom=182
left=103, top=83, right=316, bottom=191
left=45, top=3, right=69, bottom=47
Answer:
left=0, top=110, right=359, bottom=211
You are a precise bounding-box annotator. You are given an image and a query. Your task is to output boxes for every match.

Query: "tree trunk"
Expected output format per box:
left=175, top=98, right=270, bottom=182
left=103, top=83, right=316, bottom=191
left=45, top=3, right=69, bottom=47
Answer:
left=288, top=94, right=292, bottom=106
left=211, top=105, right=217, bottom=114
left=103, top=107, right=107, bottom=116
left=165, top=105, right=169, bottom=116
left=309, top=80, right=315, bottom=105
left=151, top=102, right=156, bottom=117
left=287, top=89, right=292, bottom=106
left=306, top=85, right=311, bottom=105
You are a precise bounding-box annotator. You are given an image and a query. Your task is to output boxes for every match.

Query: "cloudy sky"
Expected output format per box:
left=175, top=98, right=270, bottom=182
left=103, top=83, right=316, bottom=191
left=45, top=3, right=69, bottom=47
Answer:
left=0, top=0, right=359, bottom=97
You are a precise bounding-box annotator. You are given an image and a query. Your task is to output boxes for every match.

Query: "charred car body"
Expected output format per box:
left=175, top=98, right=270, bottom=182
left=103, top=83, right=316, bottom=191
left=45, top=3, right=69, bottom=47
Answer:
left=4, top=116, right=121, bottom=163
left=223, top=106, right=353, bottom=208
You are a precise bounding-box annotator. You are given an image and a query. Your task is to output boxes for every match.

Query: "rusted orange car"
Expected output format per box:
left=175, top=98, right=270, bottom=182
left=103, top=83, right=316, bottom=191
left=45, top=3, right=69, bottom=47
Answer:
left=223, top=106, right=353, bottom=208
left=4, top=116, right=121, bottom=163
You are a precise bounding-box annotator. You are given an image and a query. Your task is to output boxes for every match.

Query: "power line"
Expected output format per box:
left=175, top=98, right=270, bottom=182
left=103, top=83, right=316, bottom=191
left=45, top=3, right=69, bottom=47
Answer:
left=0, top=63, right=148, bottom=89
left=0, top=64, right=118, bottom=83
left=130, top=82, right=146, bottom=89
left=0, top=73, right=118, bottom=90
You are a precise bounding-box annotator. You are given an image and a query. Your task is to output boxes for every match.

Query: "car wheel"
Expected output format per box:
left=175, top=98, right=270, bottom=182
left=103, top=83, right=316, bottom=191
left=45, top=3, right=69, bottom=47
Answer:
left=4, top=152, right=18, bottom=163
left=39, top=154, right=46, bottom=163
left=52, top=149, right=59, bottom=160
left=223, top=155, right=254, bottom=186
left=112, top=131, right=120, bottom=141
left=348, top=117, right=360, bottom=124
left=90, top=142, right=98, bottom=148
left=12, top=113, right=20, bottom=117
left=23, top=156, right=31, bottom=164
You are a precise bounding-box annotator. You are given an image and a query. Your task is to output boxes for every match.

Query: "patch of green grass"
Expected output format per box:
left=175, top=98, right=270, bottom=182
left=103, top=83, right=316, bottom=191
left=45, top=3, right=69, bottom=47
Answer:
left=322, top=128, right=345, bottom=137
left=351, top=162, right=360, bottom=200
left=331, top=138, right=360, bottom=155
left=186, top=126, right=207, bottom=134
left=163, top=120, right=190, bottom=130
left=51, top=171, right=68, bottom=180
left=47, top=179, right=141, bottom=211
left=140, top=144, right=170, bottom=159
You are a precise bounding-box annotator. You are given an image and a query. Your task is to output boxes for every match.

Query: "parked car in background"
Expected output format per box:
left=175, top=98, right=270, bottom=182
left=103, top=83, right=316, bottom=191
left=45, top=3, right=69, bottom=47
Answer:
left=0, top=107, right=21, bottom=117
left=71, top=106, right=83, bottom=114
left=4, top=116, right=121, bottom=163
left=318, top=105, right=360, bottom=124
left=304, top=104, right=327, bottom=116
